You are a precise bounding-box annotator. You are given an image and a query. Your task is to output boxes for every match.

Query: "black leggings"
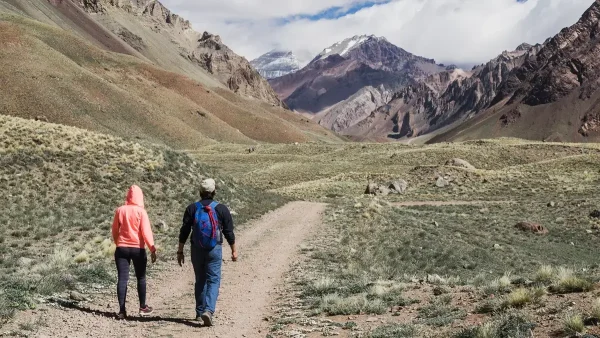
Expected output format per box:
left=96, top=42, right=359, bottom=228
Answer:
left=115, top=247, right=147, bottom=313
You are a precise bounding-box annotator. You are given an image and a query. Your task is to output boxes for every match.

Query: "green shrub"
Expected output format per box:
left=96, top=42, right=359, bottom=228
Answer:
left=475, top=299, right=500, bottom=314
left=418, top=295, right=466, bottom=327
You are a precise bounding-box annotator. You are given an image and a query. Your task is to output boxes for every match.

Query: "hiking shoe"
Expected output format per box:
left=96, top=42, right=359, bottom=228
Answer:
left=200, top=311, right=213, bottom=327
left=117, top=312, right=127, bottom=320
left=139, top=306, right=154, bottom=316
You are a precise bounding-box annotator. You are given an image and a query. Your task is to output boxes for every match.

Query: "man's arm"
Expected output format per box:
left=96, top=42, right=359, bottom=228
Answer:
left=218, top=205, right=237, bottom=261
left=177, top=204, right=194, bottom=266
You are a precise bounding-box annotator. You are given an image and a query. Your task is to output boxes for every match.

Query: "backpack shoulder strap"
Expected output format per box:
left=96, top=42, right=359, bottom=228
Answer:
left=209, top=201, right=219, bottom=209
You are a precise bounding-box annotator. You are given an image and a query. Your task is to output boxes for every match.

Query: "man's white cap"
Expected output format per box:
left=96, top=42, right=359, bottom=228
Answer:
left=200, top=178, right=216, bottom=193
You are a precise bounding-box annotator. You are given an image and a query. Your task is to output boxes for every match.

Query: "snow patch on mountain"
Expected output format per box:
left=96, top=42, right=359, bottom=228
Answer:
left=315, top=35, right=387, bottom=61
left=250, top=50, right=301, bottom=79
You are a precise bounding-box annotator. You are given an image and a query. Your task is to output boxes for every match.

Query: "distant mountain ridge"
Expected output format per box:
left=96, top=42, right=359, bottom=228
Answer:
left=269, top=35, right=446, bottom=135
left=269, top=0, right=600, bottom=144
left=250, top=50, right=301, bottom=79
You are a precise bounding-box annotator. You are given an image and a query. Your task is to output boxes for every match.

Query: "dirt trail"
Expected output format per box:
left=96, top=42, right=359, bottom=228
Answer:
left=6, top=202, right=326, bottom=338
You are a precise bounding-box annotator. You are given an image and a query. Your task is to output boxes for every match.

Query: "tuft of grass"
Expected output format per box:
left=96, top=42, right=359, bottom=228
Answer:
left=549, top=268, right=593, bottom=294
left=367, top=282, right=412, bottom=307
left=370, top=324, right=416, bottom=338
left=484, top=274, right=513, bottom=295
left=74, top=251, right=90, bottom=264
left=503, top=288, right=532, bottom=308
left=563, top=312, right=585, bottom=335
left=319, top=294, right=386, bottom=316
left=502, top=287, right=545, bottom=309
left=455, top=313, right=535, bottom=338
left=534, top=265, right=555, bottom=285
left=306, top=277, right=338, bottom=297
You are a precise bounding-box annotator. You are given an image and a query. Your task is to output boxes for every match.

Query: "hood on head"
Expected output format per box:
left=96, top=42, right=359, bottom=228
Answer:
left=126, top=185, right=144, bottom=208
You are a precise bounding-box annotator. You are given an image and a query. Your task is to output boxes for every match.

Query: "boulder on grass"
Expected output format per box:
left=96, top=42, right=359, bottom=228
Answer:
left=365, top=183, right=379, bottom=195
left=515, top=222, right=548, bottom=235
left=436, top=177, right=449, bottom=188
left=376, top=186, right=390, bottom=197
left=445, top=158, right=475, bottom=170
left=389, top=180, right=408, bottom=194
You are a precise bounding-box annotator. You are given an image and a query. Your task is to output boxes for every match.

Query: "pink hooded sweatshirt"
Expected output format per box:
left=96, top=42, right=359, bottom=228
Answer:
left=112, top=185, right=156, bottom=253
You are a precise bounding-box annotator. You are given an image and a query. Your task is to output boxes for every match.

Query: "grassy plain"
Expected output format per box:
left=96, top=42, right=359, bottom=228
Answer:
left=192, top=140, right=600, bottom=337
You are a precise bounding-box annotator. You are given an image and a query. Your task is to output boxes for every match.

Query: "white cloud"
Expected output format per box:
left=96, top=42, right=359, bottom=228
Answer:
left=161, top=0, right=596, bottom=67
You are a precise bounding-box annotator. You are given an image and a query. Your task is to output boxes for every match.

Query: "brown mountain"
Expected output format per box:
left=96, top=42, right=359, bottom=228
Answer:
left=0, top=0, right=340, bottom=147
left=77, top=0, right=282, bottom=106
left=269, top=35, right=446, bottom=134
left=374, top=0, right=600, bottom=143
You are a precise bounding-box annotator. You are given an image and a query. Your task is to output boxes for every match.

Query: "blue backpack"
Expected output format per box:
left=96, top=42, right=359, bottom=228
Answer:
left=193, top=201, right=220, bottom=250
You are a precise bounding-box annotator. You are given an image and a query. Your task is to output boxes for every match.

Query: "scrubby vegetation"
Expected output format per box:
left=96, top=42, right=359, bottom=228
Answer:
left=0, top=115, right=287, bottom=324
left=197, top=141, right=600, bottom=336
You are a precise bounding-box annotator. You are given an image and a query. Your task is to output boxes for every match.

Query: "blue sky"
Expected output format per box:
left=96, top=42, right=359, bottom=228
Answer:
left=297, top=1, right=392, bottom=21
left=162, top=0, right=594, bottom=66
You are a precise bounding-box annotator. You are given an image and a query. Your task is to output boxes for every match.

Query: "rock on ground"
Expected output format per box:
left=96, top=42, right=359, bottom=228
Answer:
left=436, top=177, right=449, bottom=188
left=515, top=222, right=548, bottom=235
left=445, top=158, right=475, bottom=170
left=389, top=180, right=408, bottom=194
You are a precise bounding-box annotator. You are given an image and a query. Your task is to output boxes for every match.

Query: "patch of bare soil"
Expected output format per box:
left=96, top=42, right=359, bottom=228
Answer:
left=3, top=202, right=326, bottom=337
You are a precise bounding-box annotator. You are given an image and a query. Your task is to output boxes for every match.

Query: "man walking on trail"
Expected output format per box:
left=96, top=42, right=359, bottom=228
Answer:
left=177, top=178, right=238, bottom=326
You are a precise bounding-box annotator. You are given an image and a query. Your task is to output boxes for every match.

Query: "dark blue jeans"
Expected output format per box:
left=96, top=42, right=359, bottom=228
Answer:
left=191, top=244, right=222, bottom=316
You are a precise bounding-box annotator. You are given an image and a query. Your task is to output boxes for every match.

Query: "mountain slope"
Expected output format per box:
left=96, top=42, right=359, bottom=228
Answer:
left=250, top=50, right=300, bottom=79
left=0, top=12, right=340, bottom=147
left=269, top=35, right=446, bottom=135
left=1, top=0, right=282, bottom=106
left=367, top=44, right=541, bottom=141
left=430, top=0, right=600, bottom=143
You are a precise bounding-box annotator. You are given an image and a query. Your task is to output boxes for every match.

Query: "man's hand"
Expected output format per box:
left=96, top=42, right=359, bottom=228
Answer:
left=231, top=250, right=238, bottom=262
left=177, top=252, right=185, bottom=266
left=151, top=251, right=157, bottom=263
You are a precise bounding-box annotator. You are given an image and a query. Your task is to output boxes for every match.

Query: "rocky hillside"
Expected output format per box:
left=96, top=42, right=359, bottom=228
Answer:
left=250, top=50, right=301, bottom=79
left=269, top=35, right=446, bottom=134
left=0, top=9, right=340, bottom=147
left=73, top=0, right=282, bottom=106
left=368, top=43, right=543, bottom=140
left=368, top=0, right=600, bottom=143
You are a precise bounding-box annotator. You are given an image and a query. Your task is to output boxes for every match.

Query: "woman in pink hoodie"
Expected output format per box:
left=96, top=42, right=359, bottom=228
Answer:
left=112, top=185, right=157, bottom=319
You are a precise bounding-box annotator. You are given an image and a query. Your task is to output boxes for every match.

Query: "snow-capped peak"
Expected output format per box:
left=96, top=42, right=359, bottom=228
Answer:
left=315, top=35, right=386, bottom=60
left=250, top=49, right=301, bottom=79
